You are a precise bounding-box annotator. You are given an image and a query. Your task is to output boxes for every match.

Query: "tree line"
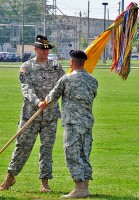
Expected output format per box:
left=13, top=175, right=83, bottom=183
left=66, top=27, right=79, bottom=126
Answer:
left=0, top=0, right=52, bottom=46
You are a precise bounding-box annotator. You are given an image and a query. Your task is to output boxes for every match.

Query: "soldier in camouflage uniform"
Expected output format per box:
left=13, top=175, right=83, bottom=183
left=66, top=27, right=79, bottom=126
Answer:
left=0, top=35, right=65, bottom=192
left=43, top=50, right=98, bottom=198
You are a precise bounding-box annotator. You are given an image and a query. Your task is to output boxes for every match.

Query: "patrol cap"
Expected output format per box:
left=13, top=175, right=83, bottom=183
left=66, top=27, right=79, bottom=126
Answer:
left=33, top=35, right=54, bottom=49
left=69, top=50, right=87, bottom=60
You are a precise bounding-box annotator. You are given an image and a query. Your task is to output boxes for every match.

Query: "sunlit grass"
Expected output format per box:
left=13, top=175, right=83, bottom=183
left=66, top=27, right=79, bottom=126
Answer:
left=0, top=67, right=139, bottom=199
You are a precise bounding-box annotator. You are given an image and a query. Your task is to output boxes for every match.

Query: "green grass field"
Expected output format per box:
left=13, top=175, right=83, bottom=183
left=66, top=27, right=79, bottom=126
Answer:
left=0, top=65, right=139, bottom=200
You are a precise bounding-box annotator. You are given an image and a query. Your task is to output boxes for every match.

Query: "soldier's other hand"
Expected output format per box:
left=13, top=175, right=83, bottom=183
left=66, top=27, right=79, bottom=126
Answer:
left=38, top=101, right=47, bottom=110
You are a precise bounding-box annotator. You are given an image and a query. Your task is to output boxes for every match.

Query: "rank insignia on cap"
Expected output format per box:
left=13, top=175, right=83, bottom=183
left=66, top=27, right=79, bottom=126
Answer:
left=33, top=35, right=54, bottom=50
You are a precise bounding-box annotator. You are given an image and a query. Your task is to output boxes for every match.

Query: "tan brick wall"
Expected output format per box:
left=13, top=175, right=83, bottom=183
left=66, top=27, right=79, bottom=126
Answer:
left=17, top=45, right=35, bottom=57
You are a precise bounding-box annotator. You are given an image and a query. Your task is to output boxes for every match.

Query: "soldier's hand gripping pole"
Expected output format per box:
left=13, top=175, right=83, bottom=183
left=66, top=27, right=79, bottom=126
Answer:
left=0, top=107, right=44, bottom=154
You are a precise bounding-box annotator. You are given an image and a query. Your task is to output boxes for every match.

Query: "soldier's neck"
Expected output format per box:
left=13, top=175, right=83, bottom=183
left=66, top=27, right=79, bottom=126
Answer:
left=72, top=65, right=84, bottom=71
left=37, top=57, right=48, bottom=64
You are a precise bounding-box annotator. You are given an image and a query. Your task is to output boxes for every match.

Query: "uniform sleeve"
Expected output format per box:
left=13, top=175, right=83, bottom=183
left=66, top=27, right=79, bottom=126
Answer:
left=58, top=63, right=65, bottom=78
left=46, top=76, right=65, bottom=105
left=19, top=65, right=40, bottom=107
left=94, top=79, right=98, bottom=98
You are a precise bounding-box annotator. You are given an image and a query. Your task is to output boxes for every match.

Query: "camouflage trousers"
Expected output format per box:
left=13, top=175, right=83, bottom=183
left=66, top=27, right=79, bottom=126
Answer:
left=8, top=118, right=58, bottom=179
left=64, top=123, right=93, bottom=182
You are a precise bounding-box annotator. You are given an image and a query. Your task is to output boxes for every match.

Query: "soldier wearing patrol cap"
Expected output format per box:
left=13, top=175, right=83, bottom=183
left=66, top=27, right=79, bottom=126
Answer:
left=0, top=35, right=65, bottom=192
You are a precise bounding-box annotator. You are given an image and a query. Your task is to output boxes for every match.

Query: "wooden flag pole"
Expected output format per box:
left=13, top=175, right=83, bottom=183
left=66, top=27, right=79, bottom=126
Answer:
left=0, top=109, right=42, bottom=154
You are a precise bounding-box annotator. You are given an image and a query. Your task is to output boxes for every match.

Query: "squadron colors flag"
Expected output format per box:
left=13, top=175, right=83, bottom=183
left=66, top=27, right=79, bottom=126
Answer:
left=83, top=2, right=138, bottom=80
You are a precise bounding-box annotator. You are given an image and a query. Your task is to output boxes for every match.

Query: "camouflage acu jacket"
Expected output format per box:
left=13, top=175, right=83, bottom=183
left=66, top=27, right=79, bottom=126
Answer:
left=46, top=69, right=98, bottom=128
left=19, top=57, right=65, bottom=121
